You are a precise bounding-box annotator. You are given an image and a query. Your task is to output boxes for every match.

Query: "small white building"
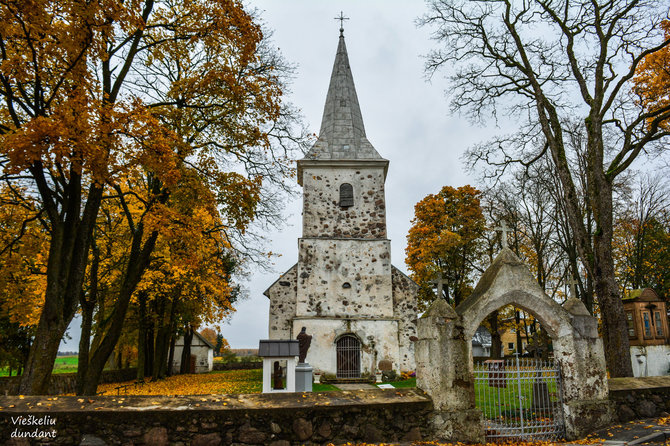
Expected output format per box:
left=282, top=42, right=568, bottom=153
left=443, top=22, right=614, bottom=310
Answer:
left=472, top=326, right=492, bottom=357
left=170, top=331, right=214, bottom=374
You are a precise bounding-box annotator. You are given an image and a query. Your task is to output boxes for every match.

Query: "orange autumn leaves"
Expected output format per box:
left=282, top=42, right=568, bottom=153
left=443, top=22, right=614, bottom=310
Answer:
left=633, top=20, right=670, bottom=131
left=406, top=185, right=486, bottom=310
left=0, top=188, right=47, bottom=327
left=95, top=369, right=262, bottom=396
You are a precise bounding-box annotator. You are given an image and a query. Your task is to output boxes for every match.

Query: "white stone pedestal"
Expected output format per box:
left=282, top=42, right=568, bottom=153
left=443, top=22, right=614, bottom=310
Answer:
left=295, top=362, right=313, bottom=392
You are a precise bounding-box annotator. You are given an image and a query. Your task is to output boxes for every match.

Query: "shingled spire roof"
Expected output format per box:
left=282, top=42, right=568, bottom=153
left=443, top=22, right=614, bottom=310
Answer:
left=302, top=31, right=384, bottom=161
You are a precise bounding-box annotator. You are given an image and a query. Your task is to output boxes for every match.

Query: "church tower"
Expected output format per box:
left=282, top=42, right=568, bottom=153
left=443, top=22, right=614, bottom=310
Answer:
left=265, top=26, right=417, bottom=378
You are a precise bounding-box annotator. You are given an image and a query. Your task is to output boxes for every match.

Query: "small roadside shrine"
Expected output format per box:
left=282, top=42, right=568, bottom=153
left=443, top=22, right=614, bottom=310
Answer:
left=258, top=340, right=298, bottom=393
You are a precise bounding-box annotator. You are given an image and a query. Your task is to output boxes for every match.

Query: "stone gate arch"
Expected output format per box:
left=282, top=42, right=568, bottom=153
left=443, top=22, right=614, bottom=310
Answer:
left=416, top=249, right=612, bottom=443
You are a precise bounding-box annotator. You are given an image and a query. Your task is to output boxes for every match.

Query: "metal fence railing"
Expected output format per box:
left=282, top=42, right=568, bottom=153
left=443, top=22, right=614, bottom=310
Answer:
left=474, top=356, right=565, bottom=442
left=336, top=335, right=361, bottom=378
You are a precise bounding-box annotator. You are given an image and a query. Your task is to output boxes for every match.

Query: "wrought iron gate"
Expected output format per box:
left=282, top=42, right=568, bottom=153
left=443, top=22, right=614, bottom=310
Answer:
left=474, top=356, right=565, bottom=442
left=336, top=335, right=360, bottom=378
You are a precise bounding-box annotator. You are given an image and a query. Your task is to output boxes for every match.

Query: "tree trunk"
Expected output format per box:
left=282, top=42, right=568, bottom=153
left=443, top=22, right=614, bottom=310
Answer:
left=152, top=296, right=167, bottom=380
left=19, top=316, right=64, bottom=394
left=77, top=238, right=100, bottom=394
left=166, top=335, right=176, bottom=377
left=588, top=142, right=632, bottom=377
left=180, top=326, right=194, bottom=374
left=76, top=299, right=94, bottom=394
left=488, top=311, right=502, bottom=359
left=136, top=292, right=147, bottom=382
left=19, top=179, right=103, bottom=395
left=79, top=227, right=159, bottom=395
left=146, top=319, right=155, bottom=377
left=156, top=295, right=178, bottom=378
left=593, top=193, right=633, bottom=376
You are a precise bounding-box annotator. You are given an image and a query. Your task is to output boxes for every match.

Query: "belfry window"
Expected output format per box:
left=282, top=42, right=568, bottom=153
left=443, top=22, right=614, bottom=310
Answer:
left=339, top=183, right=353, bottom=208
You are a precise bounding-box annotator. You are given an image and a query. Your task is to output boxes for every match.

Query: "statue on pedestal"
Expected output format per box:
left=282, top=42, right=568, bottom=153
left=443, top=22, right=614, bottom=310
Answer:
left=296, top=327, right=312, bottom=364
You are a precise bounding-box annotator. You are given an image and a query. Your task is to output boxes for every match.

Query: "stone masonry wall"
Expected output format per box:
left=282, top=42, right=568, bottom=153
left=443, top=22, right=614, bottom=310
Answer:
left=292, top=318, right=400, bottom=375
left=266, top=264, right=297, bottom=339
left=301, top=166, right=386, bottom=239
left=391, top=267, right=419, bottom=371
left=609, top=377, right=670, bottom=422
left=1, top=389, right=431, bottom=446
left=296, top=239, right=392, bottom=318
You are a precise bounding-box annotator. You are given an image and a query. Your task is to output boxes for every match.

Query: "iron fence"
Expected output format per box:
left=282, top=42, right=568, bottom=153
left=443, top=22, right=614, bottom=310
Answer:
left=474, top=356, right=565, bottom=442
left=336, top=335, right=360, bottom=378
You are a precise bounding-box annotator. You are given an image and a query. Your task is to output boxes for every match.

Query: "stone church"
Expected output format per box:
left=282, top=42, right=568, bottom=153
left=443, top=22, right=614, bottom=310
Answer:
left=264, top=29, right=418, bottom=378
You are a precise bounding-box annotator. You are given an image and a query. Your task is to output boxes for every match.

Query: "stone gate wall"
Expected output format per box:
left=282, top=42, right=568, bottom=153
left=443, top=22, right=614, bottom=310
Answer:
left=1, top=389, right=431, bottom=446
left=609, top=376, right=670, bottom=421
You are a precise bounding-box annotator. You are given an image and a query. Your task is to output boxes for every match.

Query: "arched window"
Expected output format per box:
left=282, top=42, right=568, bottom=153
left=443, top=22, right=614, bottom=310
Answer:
left=336, top=335, right=360, bottom=378
left=339, top=183, right=353, bottom=208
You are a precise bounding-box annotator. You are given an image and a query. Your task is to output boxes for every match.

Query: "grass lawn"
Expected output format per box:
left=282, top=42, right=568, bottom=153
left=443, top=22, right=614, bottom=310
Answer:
left=380, top=377, right=416, bottom=388
left=0, top=355, right=79, bottom=377
left=313, top=383, right=339, bottom=391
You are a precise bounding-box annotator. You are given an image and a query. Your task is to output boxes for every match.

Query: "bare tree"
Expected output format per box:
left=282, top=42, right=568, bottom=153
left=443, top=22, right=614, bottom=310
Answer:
left=421, top=0, right=670, bottom=376
left=614, top=173, right=669, bottom=291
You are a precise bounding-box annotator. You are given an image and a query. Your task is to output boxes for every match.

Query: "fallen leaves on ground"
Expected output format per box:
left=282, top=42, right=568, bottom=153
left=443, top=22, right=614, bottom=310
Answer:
left=94, top=369, right=262, bottom=396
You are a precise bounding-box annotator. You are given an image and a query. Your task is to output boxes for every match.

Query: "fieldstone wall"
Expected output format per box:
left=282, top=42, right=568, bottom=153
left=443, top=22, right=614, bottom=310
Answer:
left=296, top=238, right=393, bottom=317
left=392, top=266, right=419, bottom=371
left=609, top=376, right=670, bottom=421
left=0, top=369, right=137, bottom=396
left=301, top=165, right=387, bottom=239
left=265, top=264, right=298, bottom=339
left=0, top=389, right=431, bottom=446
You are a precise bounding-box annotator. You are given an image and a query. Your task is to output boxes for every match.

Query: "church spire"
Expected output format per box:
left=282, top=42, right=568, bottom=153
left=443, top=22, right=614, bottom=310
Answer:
left=303, top=23, right=383, bottom=161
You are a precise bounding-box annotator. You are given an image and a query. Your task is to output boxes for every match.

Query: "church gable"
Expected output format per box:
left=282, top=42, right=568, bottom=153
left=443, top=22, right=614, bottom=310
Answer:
left=392, top=266, right=419, bottom=370
left=265, top=264, right=297, bottom=339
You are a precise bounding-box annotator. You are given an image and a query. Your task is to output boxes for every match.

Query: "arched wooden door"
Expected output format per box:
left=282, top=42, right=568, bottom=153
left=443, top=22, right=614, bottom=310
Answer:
left=336, top=335, right=360, bottom=378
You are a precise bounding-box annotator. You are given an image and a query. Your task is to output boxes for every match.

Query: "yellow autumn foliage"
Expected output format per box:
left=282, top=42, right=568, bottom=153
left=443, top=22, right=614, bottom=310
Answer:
left=94, top=369, right=261, bottom=396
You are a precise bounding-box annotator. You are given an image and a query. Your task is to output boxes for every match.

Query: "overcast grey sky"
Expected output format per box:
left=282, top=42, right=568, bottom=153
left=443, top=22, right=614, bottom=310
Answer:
left=60, top=0, right=506, bottom=351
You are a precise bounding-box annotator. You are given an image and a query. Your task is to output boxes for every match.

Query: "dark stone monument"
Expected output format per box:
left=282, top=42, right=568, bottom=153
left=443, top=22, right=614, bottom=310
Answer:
left=296, top=327, right=313, bottom=392
left=297, top=326, right=312, bottom=363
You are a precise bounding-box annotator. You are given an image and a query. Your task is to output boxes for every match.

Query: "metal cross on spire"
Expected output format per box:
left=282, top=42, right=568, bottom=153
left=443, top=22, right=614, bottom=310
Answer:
left=335, top=11, right=349, bottom=36
left=494, top=221, right=512, bottom=249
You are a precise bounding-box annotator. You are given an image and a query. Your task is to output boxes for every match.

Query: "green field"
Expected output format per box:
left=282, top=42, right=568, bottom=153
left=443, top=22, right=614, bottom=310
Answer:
left=0, top=355, right=79, bottom=377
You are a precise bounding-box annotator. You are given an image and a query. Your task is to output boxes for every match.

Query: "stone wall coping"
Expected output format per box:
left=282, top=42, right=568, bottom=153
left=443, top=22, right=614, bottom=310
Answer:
left=292, top=316, right=400, bottom=322
left=0, top=388, right=430, bottom=414
left=609, top=376, right=670, bottom=391
left=298, top=237, right=391, bottom=242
